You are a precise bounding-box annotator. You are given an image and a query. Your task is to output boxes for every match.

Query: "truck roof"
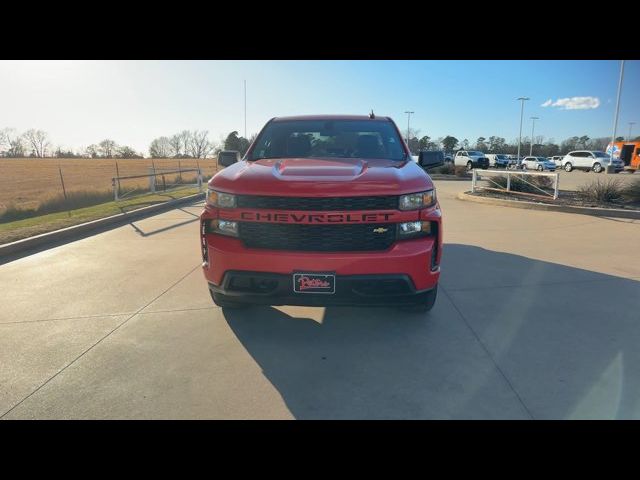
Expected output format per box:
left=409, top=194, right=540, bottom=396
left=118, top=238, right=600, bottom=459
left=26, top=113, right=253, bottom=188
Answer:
left=271, top=114, right=391, bottom=122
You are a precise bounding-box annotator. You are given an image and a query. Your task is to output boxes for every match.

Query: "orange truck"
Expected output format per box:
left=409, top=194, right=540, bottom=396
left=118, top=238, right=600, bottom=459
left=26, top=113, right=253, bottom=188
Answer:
left=607, top=141, right=640, bottom=171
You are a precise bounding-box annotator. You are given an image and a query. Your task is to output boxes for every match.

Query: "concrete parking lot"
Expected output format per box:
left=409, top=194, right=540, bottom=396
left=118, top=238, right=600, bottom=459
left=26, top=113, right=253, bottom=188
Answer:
left=1, top=180, right=639, bottom=419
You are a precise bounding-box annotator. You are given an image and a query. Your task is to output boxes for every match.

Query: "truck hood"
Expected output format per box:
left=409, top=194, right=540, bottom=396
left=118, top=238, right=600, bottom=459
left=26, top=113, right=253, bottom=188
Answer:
left=209, top=157, right=434, bottom=197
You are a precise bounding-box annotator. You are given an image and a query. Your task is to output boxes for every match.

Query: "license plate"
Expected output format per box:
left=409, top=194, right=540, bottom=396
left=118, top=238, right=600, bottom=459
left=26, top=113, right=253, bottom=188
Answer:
left=293, top=272, right=336, bottom=294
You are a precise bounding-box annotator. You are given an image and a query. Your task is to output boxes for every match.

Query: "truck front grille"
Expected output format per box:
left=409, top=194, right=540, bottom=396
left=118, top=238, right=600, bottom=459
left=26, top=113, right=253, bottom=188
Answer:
left=236, top=195, right=398, bottom=211
left=238, top=222, right=396, bottom=252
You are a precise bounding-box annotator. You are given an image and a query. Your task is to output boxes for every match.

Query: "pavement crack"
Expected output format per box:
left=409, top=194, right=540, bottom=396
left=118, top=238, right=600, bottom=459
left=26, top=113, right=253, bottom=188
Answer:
left=440, top=284, right=535, bottom=420
left=0, top=263, right=201, bottom=419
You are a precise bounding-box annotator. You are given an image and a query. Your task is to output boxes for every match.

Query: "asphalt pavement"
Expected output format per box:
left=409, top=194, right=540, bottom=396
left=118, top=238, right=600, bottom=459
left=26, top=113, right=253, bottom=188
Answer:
left=1, top=181, right=639, bottom=419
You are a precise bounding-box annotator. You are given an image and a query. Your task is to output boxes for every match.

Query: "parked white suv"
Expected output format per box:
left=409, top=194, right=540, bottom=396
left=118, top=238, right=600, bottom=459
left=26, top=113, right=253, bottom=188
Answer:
left=454, top=150, right=489, bottom=170
left=562, top=150, right=624, bottom=173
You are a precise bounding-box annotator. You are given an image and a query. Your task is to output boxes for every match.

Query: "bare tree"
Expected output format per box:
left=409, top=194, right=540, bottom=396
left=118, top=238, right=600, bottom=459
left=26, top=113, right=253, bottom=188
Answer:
left=0, top=128, right=8, bottom=153
left=188, top=130, right=212, bottom=158
left=179, top=130, right=191, bottom=157
left=169, top=134, right=183, bottom=157
left=2, top=129, right=26, bottom=157
left=98, top=139, right=117, bottom=158
left=149, top=136, right=172, bottom=158
left=84, top=144, right=99, bottom=158
left=23, top=129, right=51, bottom=157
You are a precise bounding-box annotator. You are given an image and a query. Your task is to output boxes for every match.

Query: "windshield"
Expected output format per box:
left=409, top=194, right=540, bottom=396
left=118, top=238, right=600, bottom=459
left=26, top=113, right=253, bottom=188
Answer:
left=247, top=119, right=407, bottom=161
left=467, top=151, right=483, bottom=156
left=496, top=155, right=507, bottom=159
left=537, top=157, right=548, bottom=162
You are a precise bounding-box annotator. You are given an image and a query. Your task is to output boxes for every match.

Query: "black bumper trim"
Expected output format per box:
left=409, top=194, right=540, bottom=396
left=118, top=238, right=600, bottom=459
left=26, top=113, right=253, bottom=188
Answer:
left=209, top=271, right=435, bottom=307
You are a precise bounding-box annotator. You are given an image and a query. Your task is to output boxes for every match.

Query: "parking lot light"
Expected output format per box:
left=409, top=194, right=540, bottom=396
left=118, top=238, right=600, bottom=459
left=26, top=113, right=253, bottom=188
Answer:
left=530, top=117, right=539, bottom=156
left=607, top=60, right=625, bottom=174
left=628, top=122, right=636, bottom=141
left=517, top=97, right=530, bottom=163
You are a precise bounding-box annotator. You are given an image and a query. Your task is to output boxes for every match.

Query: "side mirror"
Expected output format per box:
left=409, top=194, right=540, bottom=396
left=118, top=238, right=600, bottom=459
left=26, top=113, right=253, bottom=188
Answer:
left=418, top=151, right=445, bottom=170
left=218, top=150, right=240, bottom=167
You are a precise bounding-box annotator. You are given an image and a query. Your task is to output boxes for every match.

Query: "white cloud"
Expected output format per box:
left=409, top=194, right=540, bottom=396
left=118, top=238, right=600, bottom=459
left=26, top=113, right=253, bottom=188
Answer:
left=541, top=96, right=600, bottom=110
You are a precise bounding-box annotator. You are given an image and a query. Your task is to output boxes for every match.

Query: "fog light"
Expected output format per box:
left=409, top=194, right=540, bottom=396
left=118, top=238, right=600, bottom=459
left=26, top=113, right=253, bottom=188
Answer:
left=399, top=221, right=422, bottom=235
left=217, top=220, right=238, bottom=236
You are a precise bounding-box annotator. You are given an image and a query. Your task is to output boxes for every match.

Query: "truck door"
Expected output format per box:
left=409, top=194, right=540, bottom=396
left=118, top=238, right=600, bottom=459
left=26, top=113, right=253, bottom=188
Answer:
left=620, top=144, right=634, bottom=166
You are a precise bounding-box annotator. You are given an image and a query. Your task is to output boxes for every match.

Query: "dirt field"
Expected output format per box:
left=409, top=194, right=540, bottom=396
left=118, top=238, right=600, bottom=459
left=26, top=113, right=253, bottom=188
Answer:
left=0, top=158, right=220, bottom=210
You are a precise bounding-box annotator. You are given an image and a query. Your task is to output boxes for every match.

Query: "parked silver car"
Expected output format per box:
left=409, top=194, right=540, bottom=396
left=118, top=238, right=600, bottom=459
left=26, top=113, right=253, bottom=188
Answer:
left=521, top=156, right=556, bottom=171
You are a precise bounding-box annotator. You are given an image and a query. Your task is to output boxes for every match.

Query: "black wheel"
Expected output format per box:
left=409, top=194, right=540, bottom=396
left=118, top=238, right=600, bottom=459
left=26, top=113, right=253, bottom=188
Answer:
left=466, top=161, right=473, bottom=171
left=537, top=165, right=543, bottom=171
left=522, top=163, right=527, bottom=170
left=402, top=285, right=438, bottom=313
left=593, top=162, right=603, bottom=173
left=564, top=162, right=573, bottom=172
left=210, top=290, right=250, bottom=309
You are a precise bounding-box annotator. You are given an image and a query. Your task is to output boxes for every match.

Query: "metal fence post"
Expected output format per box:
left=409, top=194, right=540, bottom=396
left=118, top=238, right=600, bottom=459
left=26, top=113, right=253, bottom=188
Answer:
left=149, top=167, right=156, bottom=193
left=472, top=169, right=476, bottom=193
left=112, top=178, right=119, bottom=201
left=197, top=169, right=203, bottom=192
left=554, top=172, right=559, bottom=199
left=507, top=171, right=511, bottom=192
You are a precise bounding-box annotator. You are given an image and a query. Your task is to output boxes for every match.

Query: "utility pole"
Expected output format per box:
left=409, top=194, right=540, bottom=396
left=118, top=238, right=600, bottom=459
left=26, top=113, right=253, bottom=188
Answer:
left=530, top=117, right=539, bottom=156
left=517, top=97, right=529, bottom=163
left=404, top=111, right=414, bottom=149
left=608, top=60, right=625, bottom=173
left=244, top=79, right=247, bottom=139
left=628, top=122, right=636, bottom=141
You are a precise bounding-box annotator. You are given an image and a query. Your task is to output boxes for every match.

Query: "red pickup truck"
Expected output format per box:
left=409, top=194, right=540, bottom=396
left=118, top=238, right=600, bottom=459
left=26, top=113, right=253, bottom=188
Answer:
left=200, top=115, right=443, bottom=312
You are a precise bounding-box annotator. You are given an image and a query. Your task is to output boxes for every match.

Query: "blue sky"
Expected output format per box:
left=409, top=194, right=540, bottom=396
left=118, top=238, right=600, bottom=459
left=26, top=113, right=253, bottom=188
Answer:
left=0, top=60, right=638, bottom=154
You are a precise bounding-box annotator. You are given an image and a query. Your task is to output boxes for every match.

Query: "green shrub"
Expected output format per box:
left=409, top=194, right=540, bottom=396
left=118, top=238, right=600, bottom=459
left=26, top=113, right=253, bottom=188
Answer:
left=577, top=178, right=624, bottom=203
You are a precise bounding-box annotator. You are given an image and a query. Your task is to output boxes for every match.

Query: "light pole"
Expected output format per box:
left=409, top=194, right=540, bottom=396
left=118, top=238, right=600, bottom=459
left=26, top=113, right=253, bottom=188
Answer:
left=530, top=117, right=539, bottom=156
left=244, top=80, right=247, bottom=139
left=517, top=97, right=529, bottom=163
left=608, top=60, right=625, bottom=173
left=404, top=111, right=414, bottom=149
left=628, top=122, right=636, bottom=141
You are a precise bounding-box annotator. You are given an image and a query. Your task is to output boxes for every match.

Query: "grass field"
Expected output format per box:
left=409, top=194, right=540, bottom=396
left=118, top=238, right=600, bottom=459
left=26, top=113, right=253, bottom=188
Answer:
left=0, top=157, right=219, bottom=212
left=0, top=187, right=201, bottom=245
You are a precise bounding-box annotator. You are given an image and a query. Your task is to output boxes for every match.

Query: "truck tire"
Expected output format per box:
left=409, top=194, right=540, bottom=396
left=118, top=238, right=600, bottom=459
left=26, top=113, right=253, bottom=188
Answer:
left=210, top=290, right=250, bottom=309
left=403, top=285, right=437, bottom=313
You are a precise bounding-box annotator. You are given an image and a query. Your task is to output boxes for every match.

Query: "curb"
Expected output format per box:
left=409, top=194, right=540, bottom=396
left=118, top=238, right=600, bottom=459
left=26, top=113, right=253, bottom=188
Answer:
left=0, top=192, right=205, bottom=258
left=456, top=191, right=640, bottom=220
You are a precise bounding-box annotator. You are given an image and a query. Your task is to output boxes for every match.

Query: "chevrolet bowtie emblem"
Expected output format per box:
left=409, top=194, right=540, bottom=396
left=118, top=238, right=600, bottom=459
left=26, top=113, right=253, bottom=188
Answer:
left=373, top=227, right=388, bottom=234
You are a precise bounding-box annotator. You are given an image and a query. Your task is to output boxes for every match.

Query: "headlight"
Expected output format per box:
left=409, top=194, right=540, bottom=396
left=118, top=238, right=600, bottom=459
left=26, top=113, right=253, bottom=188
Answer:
left=399, top=190, right=436, bottom=210
left=206, top=189, right=236, bottom=208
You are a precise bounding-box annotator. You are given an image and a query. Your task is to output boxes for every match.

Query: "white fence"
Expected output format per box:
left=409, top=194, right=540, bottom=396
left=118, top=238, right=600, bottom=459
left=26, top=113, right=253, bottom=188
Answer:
left=111, top=168, right=204, bottom=201
left=471, top=169, right=560, bottom=200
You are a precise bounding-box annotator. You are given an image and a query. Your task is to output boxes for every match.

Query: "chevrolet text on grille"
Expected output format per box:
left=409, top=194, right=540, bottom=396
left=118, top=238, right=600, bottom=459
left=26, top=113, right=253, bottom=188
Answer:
left=236, top=212, right=395, bottom=223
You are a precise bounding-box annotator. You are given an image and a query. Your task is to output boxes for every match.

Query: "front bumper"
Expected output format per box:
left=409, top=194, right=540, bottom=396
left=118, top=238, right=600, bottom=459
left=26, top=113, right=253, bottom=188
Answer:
left=209, top=272, right=436, bottom=307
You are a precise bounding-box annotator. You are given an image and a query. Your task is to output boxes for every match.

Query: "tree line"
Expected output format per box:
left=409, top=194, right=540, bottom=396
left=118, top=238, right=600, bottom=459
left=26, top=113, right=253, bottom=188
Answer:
left=0, top=127, right=256, bottom=159
left=407, top=129, right=638, bottom=157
